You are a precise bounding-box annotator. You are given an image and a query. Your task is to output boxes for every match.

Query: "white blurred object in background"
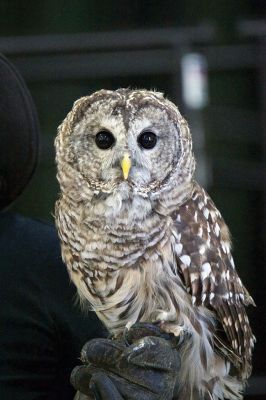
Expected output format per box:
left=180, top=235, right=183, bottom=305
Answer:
left=181, top=53, right=209, bottom=110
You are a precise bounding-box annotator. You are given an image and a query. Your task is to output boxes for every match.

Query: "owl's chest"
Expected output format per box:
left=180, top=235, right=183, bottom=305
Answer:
left=58, top=199, right=175, bottom=298
left=70, top=214, right=171, bottom=285
left=78, top=218, right=170, bottom=270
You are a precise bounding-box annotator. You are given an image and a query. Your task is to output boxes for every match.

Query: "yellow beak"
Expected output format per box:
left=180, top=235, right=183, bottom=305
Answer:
left=121, top=153, right=131, bottom=180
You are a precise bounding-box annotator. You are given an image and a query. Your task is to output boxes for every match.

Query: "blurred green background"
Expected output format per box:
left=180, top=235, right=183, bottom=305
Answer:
left=1, top=0, right=265, bottom=394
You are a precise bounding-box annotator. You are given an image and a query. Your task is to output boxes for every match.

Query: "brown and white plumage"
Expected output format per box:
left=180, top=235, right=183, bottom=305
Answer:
left=55, top=89, right=255, bottom=399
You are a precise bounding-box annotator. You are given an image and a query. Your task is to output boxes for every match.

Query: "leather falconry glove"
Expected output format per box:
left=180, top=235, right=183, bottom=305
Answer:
left=71, top=323, right=182, bottom=400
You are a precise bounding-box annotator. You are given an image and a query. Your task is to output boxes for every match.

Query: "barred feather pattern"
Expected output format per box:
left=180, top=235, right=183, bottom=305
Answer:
left=55, top=89, right=255, bottom=400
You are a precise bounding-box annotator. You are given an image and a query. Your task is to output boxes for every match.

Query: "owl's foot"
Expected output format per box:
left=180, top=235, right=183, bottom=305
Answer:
left=159, top=322, right=189, bottom=347
left=159, top=322, right=185, bottom=338
left=122, top=322, right=173, bottom=345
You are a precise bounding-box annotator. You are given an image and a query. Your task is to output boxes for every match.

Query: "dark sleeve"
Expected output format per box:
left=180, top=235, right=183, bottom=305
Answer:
left=0, top=213, right=105, bottom=400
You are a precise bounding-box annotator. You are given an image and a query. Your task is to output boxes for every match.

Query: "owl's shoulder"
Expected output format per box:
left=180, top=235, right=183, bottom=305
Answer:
left=171, top=182, right=230, bottom=248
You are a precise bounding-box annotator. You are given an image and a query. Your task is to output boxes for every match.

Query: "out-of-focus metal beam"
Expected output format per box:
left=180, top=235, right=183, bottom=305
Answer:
left=8, top=49, right=174, bottom=81
left=238, top=19, right=266, bottom=37
left=0, top=25, right=215, bottom=55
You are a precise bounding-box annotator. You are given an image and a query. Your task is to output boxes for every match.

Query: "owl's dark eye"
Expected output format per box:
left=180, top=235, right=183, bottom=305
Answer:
left=95, top=130, right=115, bottom=149
left=137, top=131, right=157, bottom=149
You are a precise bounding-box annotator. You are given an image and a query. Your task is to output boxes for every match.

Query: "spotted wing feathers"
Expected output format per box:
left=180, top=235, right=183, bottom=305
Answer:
left=172, top=182, right=255, bottom=377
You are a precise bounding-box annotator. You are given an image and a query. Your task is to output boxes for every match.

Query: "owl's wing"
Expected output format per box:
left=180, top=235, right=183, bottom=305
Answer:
left=172, top=182, right=255, bottom=377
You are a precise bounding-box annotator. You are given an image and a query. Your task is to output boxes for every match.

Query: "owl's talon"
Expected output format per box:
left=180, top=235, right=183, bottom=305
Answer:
left=122, top=326, right=130, bottom=347
left=121, top=320, right=136, bottom=346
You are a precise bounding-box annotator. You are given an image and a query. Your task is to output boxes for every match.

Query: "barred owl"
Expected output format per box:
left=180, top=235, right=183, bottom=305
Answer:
left=55, top=89, right=255, bottom=400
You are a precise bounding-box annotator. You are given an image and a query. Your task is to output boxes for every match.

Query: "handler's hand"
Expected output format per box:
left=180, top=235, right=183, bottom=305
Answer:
left=71, top=323, right=181, bottom=400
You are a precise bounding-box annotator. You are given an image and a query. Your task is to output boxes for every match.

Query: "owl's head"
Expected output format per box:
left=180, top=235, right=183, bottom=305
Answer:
left=55, top=89, right=195, bottom=201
